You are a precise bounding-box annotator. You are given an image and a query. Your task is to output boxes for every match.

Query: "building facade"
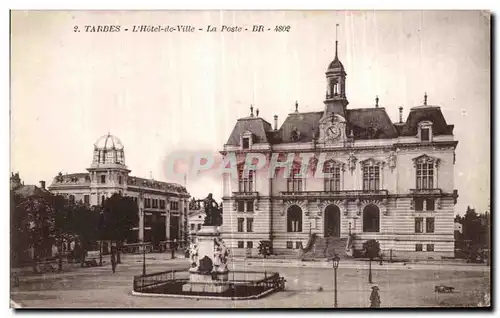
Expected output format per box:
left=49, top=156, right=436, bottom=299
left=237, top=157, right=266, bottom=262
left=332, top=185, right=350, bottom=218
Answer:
left=48, top=134, right=191, bottom=243
left=220, top=42, right=458, bottom=260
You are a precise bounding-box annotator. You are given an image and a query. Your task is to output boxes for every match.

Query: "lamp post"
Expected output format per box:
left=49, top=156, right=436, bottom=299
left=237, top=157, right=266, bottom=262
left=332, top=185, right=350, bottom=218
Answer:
left=142, top=239, right=146, bottom=276
left=141, top=207, right=147, bottom=276
left=333, top=254, right=340, bottom=308
left=98, top=210, right=105, bottom=266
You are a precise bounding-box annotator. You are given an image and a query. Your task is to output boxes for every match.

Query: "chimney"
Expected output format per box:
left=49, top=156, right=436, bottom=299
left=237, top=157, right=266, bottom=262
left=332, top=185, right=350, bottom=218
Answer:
left=398, top=107, right=403, bottom=123
left=39, top=181, right=46, bottom=190
left=273, top=115, right=278, bottom=130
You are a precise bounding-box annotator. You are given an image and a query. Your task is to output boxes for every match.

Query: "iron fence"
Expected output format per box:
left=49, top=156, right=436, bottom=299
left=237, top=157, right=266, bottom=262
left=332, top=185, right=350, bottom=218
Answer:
left=133, top=269, right=286, bottom=293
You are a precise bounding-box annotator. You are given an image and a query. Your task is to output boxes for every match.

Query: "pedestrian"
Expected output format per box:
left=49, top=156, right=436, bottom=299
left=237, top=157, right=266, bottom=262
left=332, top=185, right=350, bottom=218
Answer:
left=370, top=286, right=381, bottom=308
left=171, top=239, right=177, bottom=259
left=111, top=246, right=117, bottom=273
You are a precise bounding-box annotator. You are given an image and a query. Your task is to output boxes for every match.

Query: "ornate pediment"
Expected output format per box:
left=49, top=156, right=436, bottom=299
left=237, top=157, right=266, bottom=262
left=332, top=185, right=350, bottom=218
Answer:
left=412, top=154, right=440, bottom=167
left=323, top=159, right=346, bottom=172
left=318, top=114, right=347, bottom=144
left=359, top=157, right=385, bottom=167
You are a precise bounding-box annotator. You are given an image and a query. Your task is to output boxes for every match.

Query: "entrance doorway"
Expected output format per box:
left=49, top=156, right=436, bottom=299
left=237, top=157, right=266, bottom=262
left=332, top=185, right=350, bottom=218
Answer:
left=324, top=205, right=341, bottom=237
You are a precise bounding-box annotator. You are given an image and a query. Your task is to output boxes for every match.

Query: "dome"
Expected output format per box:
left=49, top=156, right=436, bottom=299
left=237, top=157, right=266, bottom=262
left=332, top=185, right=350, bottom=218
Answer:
left=328, top=56, right=344, bottom=71
left=94, top=133, right=124, bottom=150
left=92, top=133, right=126, bottom=166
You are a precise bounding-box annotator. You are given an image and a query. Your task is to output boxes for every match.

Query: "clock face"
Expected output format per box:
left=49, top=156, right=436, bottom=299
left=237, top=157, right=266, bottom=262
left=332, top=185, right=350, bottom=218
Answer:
left=326, top=125, right=341, bottom=139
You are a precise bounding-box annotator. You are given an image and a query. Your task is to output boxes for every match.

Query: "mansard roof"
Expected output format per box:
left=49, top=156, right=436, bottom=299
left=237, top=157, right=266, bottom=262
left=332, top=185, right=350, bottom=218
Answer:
left=397, top=105, right=454, bottom=136
left=277, top=111, right=323, bottom=143
left=225, top=103, right=454, bottom=145
left=346, top=107, right=399, bottom=140
left=225, top=116, right=273, bottom=146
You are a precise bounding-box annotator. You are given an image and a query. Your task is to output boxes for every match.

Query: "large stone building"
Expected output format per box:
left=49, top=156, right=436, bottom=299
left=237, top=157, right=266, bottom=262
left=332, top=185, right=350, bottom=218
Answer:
left=48, top=134, right=191, bottom=243
left=220, top=41, right=458, bottom=259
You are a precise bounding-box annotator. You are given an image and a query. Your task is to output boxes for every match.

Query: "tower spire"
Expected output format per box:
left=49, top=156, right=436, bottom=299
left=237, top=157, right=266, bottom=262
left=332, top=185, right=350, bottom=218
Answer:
left=335, top=24, right=339, bottom=58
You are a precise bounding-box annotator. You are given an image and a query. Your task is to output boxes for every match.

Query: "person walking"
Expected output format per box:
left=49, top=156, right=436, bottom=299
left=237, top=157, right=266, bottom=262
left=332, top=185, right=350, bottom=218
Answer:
left=370, top=286, right=381, bottom=308
left=111, top=246, right=117, bottom=273
left=171, top=239, right=177, bottom=259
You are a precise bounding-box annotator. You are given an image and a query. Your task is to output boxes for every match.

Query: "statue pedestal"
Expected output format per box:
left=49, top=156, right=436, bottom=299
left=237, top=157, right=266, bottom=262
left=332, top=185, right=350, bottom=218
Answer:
left=182, top=225, right=230, bottom=294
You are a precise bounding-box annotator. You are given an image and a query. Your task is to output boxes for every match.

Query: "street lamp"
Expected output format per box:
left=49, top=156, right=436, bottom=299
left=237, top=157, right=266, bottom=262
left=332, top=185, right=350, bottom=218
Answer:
left=141, top=207, right=146, bottom=276
left=333, top=254, right=340, bottom=308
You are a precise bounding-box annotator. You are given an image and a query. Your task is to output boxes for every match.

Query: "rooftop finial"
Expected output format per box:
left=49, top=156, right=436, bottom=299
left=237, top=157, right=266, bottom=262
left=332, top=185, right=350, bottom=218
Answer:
left=295, top=100, right=299, bottom=113
left=256, top=108, right=260, bottom=117
left=424, top=92, right=428, bottom=105
left=375, top=95, right=379, bottom=108
left=399, top=106, right=403, bottom=123
left=250, top=104, right=254, bottom=117
left=335, top=24, right=339, bottom=58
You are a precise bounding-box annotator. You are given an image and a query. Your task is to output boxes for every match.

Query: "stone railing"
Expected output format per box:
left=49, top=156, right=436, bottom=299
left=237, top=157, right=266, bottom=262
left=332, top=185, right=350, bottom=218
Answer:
left=280, top=190, right=388, bottom=200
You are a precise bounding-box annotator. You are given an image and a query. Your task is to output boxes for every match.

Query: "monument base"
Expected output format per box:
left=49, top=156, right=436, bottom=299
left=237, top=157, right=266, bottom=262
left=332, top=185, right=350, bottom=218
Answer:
left=182, top=271, right=230, bottom=293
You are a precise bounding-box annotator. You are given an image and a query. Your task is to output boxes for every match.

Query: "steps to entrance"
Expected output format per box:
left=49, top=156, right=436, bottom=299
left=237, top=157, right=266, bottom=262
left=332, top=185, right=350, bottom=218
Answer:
left=300, top=237, right=348, bottom=261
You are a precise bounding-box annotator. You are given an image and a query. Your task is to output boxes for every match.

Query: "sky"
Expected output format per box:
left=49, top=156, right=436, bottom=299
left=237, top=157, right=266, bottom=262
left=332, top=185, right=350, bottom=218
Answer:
left=10, top=10, right=490, bottom=215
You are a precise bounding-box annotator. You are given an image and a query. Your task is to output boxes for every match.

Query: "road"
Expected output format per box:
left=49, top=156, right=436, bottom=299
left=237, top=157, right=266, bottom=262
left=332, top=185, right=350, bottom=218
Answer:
left=11, top=253, right=491, bottom=308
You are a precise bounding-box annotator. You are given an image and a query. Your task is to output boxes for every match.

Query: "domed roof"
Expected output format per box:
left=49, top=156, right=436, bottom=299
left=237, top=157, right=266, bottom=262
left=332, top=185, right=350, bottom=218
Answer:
left=94, top=133, right=124, bottom=150
left=328, top=56, right=344, bottom=70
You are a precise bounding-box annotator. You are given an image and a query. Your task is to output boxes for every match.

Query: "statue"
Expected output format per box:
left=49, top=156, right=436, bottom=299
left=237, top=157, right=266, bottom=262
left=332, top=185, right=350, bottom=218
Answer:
left=197, top=193, right=223, bottom=226
left=188, top=242, right=199, bottom=271
left=213, top=237, right=229, bottom=272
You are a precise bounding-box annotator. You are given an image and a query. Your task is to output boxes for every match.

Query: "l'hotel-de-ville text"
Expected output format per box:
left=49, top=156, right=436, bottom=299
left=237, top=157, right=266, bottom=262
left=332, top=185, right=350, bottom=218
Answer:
left=74, top=24, right=292, bottom=33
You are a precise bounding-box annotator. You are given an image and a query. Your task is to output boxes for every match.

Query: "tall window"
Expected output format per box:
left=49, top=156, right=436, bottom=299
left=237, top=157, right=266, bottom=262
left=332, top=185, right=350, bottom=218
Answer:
left=415, top=217, right=424, bottom=233
left=247, top=201, right=254, bottom=212
left=238, top=166, right=254, bottom=192
left=246, top=218, right=254, bottom=232
left=416, top=162, right=434, bottom=189
left=287, top=205, right=302, bottom=232
left=242, top=137, right=250, bottom=149
left=118, top=176, right=123, bottom=184
left=84, top=195, right=90, bottom=205
left=287, top=167, right=303, bottom=192
left=421, top=128, right=430, bottom=141
left=324, top=161, right=341, bottom=192
left=237, top=201, right=245, bottom=212
left=363, top=166, right=380, bottom=191
left=101, top=175, right=106, bottom=184
left=426, top=218, right=435, bottom=233
left=237, top=218, right=244, bottom=232
left=363, top=204, right=380, bottom=232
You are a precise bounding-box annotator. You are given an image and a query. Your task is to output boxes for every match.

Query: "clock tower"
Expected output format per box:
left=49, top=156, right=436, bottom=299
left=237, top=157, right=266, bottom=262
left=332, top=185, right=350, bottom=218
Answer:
left=320, top=25, right=348, bottom=144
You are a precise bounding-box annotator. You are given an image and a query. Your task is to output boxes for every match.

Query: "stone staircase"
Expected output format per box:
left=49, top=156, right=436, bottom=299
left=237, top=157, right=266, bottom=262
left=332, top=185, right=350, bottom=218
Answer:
left=300, top=236, right=349, bottom=261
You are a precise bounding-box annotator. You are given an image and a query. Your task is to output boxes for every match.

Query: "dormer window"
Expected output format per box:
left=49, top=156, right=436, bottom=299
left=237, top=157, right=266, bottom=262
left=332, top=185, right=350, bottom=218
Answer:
left=242, top=137, right=250, bottom=149
left=240, top=131, right=253, bottom=150
left=291, top=128, right=301, bottom=142
left=418, top=121, right=433, bottom=142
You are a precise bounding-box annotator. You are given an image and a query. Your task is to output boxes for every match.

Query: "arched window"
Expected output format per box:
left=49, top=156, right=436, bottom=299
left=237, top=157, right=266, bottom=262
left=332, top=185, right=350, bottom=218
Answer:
left=287, top=205, right=302, bottom=232
left=363, top=204, right=380, bottom=232
left=101, top=195, right=106, bottom=206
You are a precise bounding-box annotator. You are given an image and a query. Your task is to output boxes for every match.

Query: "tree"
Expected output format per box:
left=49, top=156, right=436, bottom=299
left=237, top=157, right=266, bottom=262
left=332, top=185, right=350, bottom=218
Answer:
left=103, top=194, right=139, bottom=264
left=363, top=239, right=381, bottom=284
left=258, top=240, right=272, bottom=258
left=15, top=196, right=56, bottom=272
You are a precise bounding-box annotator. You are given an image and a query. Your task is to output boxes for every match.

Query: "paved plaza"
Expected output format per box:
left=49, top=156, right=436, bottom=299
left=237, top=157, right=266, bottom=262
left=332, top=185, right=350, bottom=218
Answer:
left=11, top=253, right=490, bottom=308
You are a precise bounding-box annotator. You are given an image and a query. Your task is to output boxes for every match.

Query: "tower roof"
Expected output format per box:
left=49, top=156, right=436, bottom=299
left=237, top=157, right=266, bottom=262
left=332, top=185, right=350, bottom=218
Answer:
left=94, top=133, right=124, bottom=150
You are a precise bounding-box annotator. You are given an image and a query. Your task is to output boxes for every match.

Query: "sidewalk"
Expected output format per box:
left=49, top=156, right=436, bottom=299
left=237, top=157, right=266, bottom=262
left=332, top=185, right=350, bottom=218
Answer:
left=230, top=257, right=490, bottom=272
